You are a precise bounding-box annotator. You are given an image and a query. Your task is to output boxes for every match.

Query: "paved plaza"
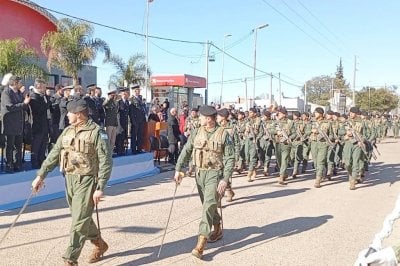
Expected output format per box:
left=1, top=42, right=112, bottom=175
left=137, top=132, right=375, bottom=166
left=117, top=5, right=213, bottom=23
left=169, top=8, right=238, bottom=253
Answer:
left=1, top=138, right=400, bottom=265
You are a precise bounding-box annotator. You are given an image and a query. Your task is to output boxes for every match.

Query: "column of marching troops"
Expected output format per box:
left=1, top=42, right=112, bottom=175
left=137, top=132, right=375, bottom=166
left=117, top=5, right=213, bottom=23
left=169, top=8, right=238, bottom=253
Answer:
left=181, top=105, right=400, bottom=201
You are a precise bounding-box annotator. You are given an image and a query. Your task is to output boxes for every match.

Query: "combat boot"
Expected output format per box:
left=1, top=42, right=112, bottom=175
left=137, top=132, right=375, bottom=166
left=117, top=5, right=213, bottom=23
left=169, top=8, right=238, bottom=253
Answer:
left=314, top=177, right=322, bottom=188
left=247, top=171, right=254, bottom=182
left=301, top=159, right=308, bottom=173
left=278, top=176, right=287, bottom=185
left=292, top=168, right=298, bottom=179
left=191, top=235, right=207, bottom=259
left=88, top=237, right=109, bottom=263
left=64, top=260, right=78, bottom=266
left=263, top=166, right=269, bottom=177
left=251, top=170, right=257, bottom=180
left=349, top=180, right=356, bottom=190
left=225, top=188, right=235, bottom=202
left=208, top=223, right=223, bottom=243
left=356, top=176, right=363, bottom=184
left=326, top=171, right=332, bottom=181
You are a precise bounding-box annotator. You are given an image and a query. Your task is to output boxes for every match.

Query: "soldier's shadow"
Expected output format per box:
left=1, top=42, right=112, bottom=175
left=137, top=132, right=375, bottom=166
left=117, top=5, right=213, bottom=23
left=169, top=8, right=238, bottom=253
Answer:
left=108, top=215, right=333, bottom=265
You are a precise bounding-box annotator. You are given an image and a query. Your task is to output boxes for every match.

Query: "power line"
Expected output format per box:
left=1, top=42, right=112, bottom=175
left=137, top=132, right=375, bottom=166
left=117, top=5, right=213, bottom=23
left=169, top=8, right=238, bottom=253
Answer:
left=259, top=0, right=341, bottom=58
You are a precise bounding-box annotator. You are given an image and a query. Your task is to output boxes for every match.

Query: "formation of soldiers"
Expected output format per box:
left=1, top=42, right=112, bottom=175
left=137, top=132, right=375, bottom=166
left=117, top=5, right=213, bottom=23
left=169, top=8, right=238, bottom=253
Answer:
left=180, top=105, right=395, bottom=194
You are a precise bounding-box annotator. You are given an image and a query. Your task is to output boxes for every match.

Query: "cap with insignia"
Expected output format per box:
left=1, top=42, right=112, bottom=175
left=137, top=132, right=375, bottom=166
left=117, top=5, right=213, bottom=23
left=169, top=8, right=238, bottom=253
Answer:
left=107, top=89, right=117, bottom=95
left=349, top=106, right=360, bottom=114
left=199, top=105, right=217, bottom=117
left=8, top=75, right=22, bottom=82
left=61, top=85, right=73, bottom=91
left=327, top=110, right=334, bottom=115
left=314, top=107, right=324, bottom=114
left=67, top=99, right=88, bottom=113
left=86, top=83, right=96, bottom=88
left=217, top=108, right=230, bottom=118
left=118, top=87, right=129, bottom=93
left=130, top=84, right=140, bottom=89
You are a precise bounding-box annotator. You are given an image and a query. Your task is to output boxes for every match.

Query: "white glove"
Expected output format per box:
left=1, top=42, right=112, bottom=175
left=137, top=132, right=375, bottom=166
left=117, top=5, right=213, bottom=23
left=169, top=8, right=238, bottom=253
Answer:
left=356, top=247, right=398, bottom=266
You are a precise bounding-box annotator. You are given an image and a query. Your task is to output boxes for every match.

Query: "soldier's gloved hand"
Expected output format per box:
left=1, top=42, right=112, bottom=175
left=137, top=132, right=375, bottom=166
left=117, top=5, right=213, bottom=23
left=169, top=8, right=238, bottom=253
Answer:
left=174, top=171, right=184, bottom=184
left=93, top=190, right=104, bottom=205
left=217, top=180, right=228, bottom=196
left=31, top=176, right=45, bottom=193
left=356, top=247, right=398, bottom=266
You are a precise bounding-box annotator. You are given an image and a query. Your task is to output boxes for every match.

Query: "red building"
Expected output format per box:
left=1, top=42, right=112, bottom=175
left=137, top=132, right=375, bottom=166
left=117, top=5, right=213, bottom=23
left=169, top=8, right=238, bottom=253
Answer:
left=0, top=0, right=96, bottom=87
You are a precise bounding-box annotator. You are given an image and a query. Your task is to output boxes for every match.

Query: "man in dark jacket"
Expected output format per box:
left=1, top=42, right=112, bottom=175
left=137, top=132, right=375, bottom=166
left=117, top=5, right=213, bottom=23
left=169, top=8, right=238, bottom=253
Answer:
left=129, top=85, right=147, bottom=154
left=115, top=88, right=130, bottom=155
left=49, top=84, right=63, bottom=144
left=1, top=75, right=30, bottom=172
left=29, top=78, right=50, bottom=169
left=59, top=86, right=73, bottom=132
left=167, top=107, right=180, bottom=164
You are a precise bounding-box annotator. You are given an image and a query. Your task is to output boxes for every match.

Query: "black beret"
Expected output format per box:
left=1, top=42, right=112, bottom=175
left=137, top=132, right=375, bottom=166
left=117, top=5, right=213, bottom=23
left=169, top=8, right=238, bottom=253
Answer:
left=349, top=106, right=360, bottom=114
left=217, top=108, right=230, bottom=118
left=327, top=110, right=334, bottom=115
left=293, top=111, right=301, bottom=117
left=302, top=112, right=310, bottom=117
left=334, top=112, right=340, bottom=117
left=277, top=107, right=287, bottom=114
left=314, top=107, right=324, bottom=114
left=361, top=110, right=368, bottom=116
left=191, top=108, right=199, bottom=112
left=238, top=111, right=245, bottom=116
left=199, top=105, right=217, bottom=116
left=107, top=90, right=117, bottom=95
left=67, top=99, right=88, bottom=113
left=263, top=110, right=271, bottom=116
left=249, top=107, right=257, bottom=113
left=342, top=114, right=348, bottom=119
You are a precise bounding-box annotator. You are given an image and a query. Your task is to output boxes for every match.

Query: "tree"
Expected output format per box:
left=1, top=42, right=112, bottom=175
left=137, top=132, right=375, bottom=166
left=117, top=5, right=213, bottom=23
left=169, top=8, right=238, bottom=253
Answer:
left=303, top=75, right=333, bottom=106
left=105, top=53, right=149, bottom=88
left=0, top=38, right=45, bottom=78
left=356, top=87, right=399, bottom=113
left=41, top=18, right=110, bottom=85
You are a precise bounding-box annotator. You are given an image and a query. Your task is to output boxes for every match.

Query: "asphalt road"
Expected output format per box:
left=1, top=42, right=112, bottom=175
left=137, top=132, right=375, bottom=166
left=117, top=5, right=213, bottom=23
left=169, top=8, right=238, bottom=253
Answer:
left=0, top=137, right=400, bottom=266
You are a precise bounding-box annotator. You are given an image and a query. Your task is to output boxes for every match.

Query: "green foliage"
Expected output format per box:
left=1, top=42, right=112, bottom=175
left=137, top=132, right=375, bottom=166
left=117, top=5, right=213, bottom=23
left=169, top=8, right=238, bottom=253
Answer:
left=105, top=53, right=149, bottom=88
left=356, top=87, right=399, bottom=113
left=0, top=38, right=45, bottom=78
left=41, top=18, right=110, bottom=85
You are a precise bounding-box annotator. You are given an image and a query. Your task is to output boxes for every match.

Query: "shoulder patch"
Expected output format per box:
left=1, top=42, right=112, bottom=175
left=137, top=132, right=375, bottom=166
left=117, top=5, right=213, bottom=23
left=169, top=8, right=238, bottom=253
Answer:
left=100, top=132, right=108, bottom=140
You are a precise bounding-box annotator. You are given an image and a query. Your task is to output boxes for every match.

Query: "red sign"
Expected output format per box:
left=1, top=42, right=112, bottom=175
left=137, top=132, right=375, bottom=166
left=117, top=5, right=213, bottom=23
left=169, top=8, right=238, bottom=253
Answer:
left=151, top=74, right=206, bottom=88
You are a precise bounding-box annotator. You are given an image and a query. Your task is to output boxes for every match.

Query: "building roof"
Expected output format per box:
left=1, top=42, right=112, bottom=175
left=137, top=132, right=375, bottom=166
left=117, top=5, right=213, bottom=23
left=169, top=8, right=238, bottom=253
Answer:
left=12, top=0, right=57, bottom=26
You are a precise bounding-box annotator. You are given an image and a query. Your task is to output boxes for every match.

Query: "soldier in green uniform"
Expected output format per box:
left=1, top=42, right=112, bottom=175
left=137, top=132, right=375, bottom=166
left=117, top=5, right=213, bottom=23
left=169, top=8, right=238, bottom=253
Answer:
left=217, top=108, right=238, bottom=202
left=325, top=110, right=337, bottom=178
left=31, top=99, right=113, bottom=266
left=243, top=108, right=262, bottom=182
left=174, top=105, right=234, bottom=259
left=235, top=111, right=247, bottom=173
left=308, top=107, right=332, bottom=188
left=382, top=115, right=389, bottom=139
left=259, top=110, right=275, bottom=176
left=301, top=112, right=312, bottom=173
left=343, top=107, right=369, bottom=190
left=393, top=115, right=400, bottom=139
left=183, top=108, right=201, bottom=176
left=271, top=107, right=295, bottom=185
left=333, top=112, right=346, bottom=171
left=291, top=111, right=308, bottom=178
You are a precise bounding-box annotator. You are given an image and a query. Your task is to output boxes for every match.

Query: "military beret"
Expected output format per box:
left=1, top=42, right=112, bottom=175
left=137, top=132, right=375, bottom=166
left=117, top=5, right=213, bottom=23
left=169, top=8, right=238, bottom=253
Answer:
left=107, top=90, right=117, bottom=95
left=249, top=107, right=257, bottom=113
left=302, top=112, right=310, bottom=117
left=199, top=105, right=217, bottom=116
left=334, top=112, right=340, bottom=117
left=277, top=107, right=287, bottom=114
left=238, top=111, right=245, bottom=116
left=263, top=110, right=271, bottom=116
left=293, top=111, right=301, bottom=117
left=361, top=110, right=368, bottom=116
left=327, top=110, right=334, bottom=115
left=67, top=99, right=88, bottom=113
left=191, top=108, right=199, bottom=112
left=217, top=108, right=230, bottom=118
left=349, top=106, right=360, bottom=114
left=130, top=84, right=140, bottom=89
left=314, top=107, right=324, bottom=114
left=342, top=114, right=348, bottom=119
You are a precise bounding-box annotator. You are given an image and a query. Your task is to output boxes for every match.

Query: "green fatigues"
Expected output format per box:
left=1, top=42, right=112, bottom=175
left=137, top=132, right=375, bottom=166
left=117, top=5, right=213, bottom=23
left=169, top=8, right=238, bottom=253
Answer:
left=243, top=117, right=261, bottom=172
left=392, top=118, right=400, bottom=138
left=309, top=119, right=332, bottom=179
left=235, top=119, right=246, bottom=170
left=272, top=118, right=295, bottom=177
left=326, top=120, right=339, bottom=175
left=219, top=120, right=240, bottom=188
left=259, top=120, right=275, bottom=174
left=301, top=119, right=312, bottom=172
left=175, top=125, right=234, bottom=238
left=343, top=118, right=368, bottom=181
left=37, top=120, right=112, bottom=263
left=291, top=120, right=308, bottom=175
left=184, top=116, right=201, bottom=173
left=382, top=118, right=389, bottom=138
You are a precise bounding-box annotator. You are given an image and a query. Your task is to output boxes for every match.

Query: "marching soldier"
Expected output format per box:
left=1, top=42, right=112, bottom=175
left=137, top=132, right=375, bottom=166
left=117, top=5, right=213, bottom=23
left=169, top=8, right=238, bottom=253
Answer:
left=393, top=115, right=400, bottom=139
left=183, top=107, right=201, bottom=176
left=272, top=107, right=295, bottom=185
left=235, top=111, right=247, bottom=173
left=259, top=110, right=275, bottom=177
left=174, top=105, right=235, bottom=259
left=325, top=110, right=337, bottom=178
left=243, top=108, right=261, bottom=182
left=32, top=98, right=112, bottom=266
left=291, top=111, right=308, bottom=178
left=308, top=107, right=332, bottom=188
left=301, top=112, right=312, bottom=173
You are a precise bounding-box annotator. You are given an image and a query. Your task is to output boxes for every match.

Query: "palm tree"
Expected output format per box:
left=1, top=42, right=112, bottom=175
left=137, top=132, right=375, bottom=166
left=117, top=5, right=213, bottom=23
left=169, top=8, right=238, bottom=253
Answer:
left=41, top=18, right=110, bottom=85
left=105, top=53, right=149, bottom=88
left=0, top=38, right=45, bottom=78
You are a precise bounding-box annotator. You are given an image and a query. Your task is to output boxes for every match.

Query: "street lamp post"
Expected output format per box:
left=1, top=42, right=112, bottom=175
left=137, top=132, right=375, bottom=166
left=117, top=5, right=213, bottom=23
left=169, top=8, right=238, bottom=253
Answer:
left=252, top=23, right=268, bottom=108
left=220, top=34, right=232, bottom=105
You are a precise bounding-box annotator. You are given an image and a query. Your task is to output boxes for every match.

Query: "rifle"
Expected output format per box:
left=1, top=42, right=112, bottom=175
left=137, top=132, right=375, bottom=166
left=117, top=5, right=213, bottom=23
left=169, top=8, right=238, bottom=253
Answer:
left=275, top=121, right=292, bottom=145
left=261, top=120, right=272, bottom=141
left=345, top=122, right=377, bottom=161
left=314, top=120, right=340, bottom=162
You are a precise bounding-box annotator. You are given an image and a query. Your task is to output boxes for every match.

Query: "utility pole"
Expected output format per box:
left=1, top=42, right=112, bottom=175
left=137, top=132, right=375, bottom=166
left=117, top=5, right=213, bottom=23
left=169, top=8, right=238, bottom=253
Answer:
left=270, top=72, right=273, bottom=107
left=205, top=41, right=209, bottom=105
left=145, top=0, right=150, bottom=102
left=244, top=78, right=248, bottom=111
left=278, top=72, right=282, bottom=106
left=352, top=55, right=357, bottom=107
left=304, top=81, right=307, bottom=112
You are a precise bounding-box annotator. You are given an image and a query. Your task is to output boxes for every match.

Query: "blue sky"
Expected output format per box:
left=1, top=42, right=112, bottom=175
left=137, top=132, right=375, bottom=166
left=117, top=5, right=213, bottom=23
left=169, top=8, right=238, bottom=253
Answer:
left=33, top=0, right=400, bottom=102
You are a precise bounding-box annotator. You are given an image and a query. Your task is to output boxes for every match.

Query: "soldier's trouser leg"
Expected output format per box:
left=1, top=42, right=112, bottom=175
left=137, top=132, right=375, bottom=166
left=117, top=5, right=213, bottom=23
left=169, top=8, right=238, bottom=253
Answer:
left=196, top=170, right=221, bottom=238
left=278, top=143, right=291, bottom=177
left=292, top=144, right=303, bottom=175
left=63, top=175, right=99, bottom=263
left=326, top=145, right=336, bottom=175
left=394, top=127, right=399, bottom=138
left=263, top=142, right=274, bottom=173
left=237, top=143, right=245, bottom=170
left=302, top=141, right=310, bottom=172
left=311, top=142, right=328, bottom=178
left=245, top=139, right=257, bottom=171
left=346, top=145, right=363, bottom=181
